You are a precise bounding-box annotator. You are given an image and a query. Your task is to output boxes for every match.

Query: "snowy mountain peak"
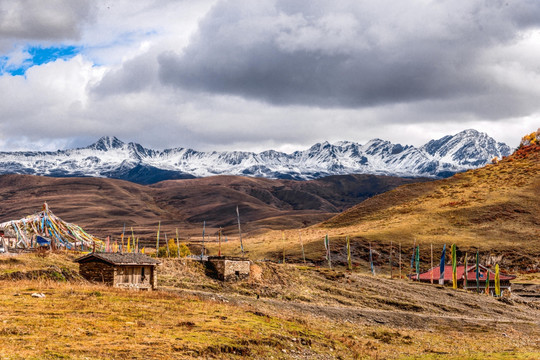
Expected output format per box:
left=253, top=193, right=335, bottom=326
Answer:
left=420, top=129, right=510, bottom=166
left=0, top=130, right=512, bottom=184
left=87, top=136, right=125, bottom=151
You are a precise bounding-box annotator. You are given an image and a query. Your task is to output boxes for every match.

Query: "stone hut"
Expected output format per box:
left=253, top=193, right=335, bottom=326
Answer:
left=74, top=253, right=160, bottom=290
left=206, top=256, right=250, bottom=281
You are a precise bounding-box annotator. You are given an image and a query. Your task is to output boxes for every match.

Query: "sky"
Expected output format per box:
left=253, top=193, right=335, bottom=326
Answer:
left=0, top=0, right=538, bottom=153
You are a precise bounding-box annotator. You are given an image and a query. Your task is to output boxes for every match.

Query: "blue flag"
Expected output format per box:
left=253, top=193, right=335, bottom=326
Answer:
left=369, top=243, right=375, bottom=275
left=439, top=244, right=446, bottom=282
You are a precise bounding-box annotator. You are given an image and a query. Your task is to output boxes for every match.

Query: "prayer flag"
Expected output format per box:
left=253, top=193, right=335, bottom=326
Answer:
left=369, top=243, right=375, bottom=275
left=451, top=243, right=457, bottom=289
left=415, top=245, right=420, bottom=279
left=324, top=235, right=331, bottom=268
left=439, top=244, right=446, bottom=285
left=495, top=264, right=500, bottom=297
left=346, top=236, right=352, bottom=271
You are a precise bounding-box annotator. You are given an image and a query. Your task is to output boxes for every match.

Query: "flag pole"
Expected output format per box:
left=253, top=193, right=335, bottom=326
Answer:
left=201, top=221, right=205, bottom=260
left=299, top=230, right=306, bottom=264
left=347, top=235, right=352, bottom=271
left=218, top=227, right=222, bottom=257
left=176, top=228, right=180, bottom=258
left=369, top=242, right=375, bottom=276
left=464, top=252, right=468, bottom=290
left=430, top=243, right=433, bottom=284
left=389, top=240, right=393, bottom=279
left=282, top=231, right=286, bottom=264
left=236, top=206, right=245, bottom=257
left=399, top=242, right=402, bottom=280
left=476, top=249, right=480, bottom=293
left=155, top=221, right=160, bottom=255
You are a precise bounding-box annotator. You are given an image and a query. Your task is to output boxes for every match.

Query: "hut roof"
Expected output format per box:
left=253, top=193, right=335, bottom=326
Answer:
left=74, top=252, right=161, bottom=266
left=410, top=264, right=515, bottom=281
left=207, top=256, right=248, bottom=261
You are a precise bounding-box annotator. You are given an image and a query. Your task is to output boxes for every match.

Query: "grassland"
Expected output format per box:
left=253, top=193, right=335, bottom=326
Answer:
left=206, top=144, right=540, bottom=276
left=0, top=253, right=539, bottom=359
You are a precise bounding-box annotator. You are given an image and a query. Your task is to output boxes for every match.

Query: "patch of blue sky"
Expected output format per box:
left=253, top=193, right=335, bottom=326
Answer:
left=0, top=45, right=81, bottom=76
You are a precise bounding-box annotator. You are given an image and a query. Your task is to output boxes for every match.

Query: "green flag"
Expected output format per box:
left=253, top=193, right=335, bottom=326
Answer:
left=415, top=245, right=420, bottom=278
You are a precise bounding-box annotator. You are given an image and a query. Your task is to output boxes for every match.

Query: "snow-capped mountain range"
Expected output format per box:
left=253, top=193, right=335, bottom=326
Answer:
left=0, top=129, right=511, bottom=184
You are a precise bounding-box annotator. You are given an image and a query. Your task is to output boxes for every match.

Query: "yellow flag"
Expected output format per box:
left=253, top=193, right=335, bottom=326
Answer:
left=495, top=264, right=500, bottom=297
left=127, top=236, right=131, bottom=253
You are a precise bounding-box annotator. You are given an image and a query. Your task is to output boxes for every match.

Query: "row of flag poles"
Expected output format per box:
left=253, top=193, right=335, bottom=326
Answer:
left=314, top=234, right=504, bottom=297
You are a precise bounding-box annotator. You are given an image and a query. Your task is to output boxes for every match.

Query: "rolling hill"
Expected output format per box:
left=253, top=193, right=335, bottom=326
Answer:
left=0, top=173, right=427, bottom=242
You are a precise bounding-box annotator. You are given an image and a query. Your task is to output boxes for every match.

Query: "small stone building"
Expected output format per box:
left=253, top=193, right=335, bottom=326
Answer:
left=74, top=253, right=160, bottom=290
left=206, top=256, right=250, bottom=281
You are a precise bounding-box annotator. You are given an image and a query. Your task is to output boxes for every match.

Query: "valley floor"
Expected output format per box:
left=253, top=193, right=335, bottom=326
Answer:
left=0, top=253, right=539, bottom=359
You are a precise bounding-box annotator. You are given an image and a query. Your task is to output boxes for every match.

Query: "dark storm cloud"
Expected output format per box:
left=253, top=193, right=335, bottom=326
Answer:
left=0, top=0, right=96, bottom=41
left=157, top=0, right=540, bottom=109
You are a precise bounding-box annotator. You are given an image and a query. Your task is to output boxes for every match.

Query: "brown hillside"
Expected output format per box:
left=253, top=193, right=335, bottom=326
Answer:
left=0, top=173, right=425, bottom=243
left=311, top=143, right=540, bottom=269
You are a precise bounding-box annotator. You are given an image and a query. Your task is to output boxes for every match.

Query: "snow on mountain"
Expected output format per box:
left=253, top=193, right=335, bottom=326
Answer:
left=0, top=131, right=512, bottom=184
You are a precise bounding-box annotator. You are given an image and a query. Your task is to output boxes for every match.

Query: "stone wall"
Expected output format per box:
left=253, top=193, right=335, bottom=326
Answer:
left=208, top=258, right=250, bottom=281
left=79, top=262, right=115, bottom=285
left=79, top=262, right=157, bottom=290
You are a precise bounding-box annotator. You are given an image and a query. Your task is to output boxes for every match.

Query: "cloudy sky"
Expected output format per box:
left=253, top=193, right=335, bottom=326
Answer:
left=0, top=0, right=538, bottom=152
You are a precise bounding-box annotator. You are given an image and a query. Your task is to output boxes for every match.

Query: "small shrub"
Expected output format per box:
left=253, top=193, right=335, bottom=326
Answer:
left=158, top=239, right=191, bottom=258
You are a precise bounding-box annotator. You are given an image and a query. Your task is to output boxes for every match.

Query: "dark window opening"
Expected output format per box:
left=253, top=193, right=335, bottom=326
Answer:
left=235, top=271, right=240, bottom=277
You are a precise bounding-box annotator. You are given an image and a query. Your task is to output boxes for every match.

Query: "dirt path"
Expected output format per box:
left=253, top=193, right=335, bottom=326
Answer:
left=162, top=285, right=540, bottom=337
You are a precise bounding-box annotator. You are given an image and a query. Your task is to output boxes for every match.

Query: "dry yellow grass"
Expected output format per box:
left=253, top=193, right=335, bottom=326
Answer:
left=0, top=253, right=539, bottom=359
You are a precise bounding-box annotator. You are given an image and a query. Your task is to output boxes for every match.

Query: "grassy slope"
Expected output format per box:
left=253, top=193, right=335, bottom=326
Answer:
left=0, top=253, right=539, bottom=359
left=0, top=173, right=424, bottom=242
left=212, top=144, right=539, bottom=272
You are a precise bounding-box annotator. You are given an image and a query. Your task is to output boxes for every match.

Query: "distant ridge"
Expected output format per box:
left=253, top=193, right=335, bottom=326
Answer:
left=0, top=129, right=510, bottom=184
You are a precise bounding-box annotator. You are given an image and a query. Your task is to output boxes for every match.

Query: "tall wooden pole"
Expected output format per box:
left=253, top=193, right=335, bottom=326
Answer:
left=390, top=240, right=393, bottom=279
left=218, top=227, right=222, bottom=257
left=399, top=242, right=402, bottom=279
left=430, top=243, right=433, bottom=284
left=282, top=231, right=286, bottom=264
left=299, top=230, right=306, bottom=264
left=236, top=206, right=245, bottom=257
left=155, top=221, right=160, bottom=255
left=201, top=221, right=205, bottom=259
left=347, top=235, right=352, bottom=271
left=176, top=228, right=180, bottom=258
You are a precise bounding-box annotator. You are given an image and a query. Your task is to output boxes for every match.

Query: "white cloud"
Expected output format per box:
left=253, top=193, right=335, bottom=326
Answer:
left=0, top=0, right=538, bottom=154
